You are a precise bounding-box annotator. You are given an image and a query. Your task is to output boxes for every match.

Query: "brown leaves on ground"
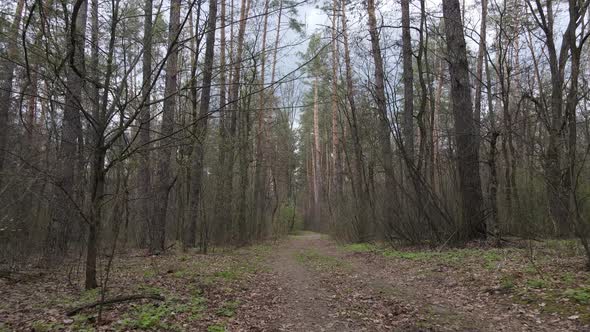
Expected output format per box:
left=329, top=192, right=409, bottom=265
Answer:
left=1, top=235, right=589, bottom=331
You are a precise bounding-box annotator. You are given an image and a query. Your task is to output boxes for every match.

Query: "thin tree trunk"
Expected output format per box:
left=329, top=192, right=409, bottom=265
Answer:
left=138, top=0, right=153, bottom=248
left=330, top=0, right=342, bottom=200
left=312, top=79, right=322, bottom=226
left=254, top=0, right=271, bottom=239
left=401, top=0, right=414, bottom=162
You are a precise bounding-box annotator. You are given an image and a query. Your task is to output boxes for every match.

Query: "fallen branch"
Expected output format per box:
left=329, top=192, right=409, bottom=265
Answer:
left=66, top=293, right=165, bottom=316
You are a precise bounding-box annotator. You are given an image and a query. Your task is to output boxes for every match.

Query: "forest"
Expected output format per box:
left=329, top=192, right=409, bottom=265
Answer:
left=1, top=0, right=590, bottom=330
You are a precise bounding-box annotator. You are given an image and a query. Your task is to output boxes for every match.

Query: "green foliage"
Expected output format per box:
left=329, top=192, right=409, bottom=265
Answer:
left=216, top=300, right=239, bottom=317
left=173, top=269, right=190, bottom=278
left=276, top=203, right=302, bottom=234
left=70, top=314, right=95, bottom=331
left=31, top=321, right=65, bottom=331
left=79, top=289, right=100, bottom=303
left=138, top=284, right=165, bottom=296
left=342, top=243, right=379, bottom=253
left=295, top=249, right=350, bottom=270
left=214, top=269, right=239, bottom=281
left=143, top=270, right=156, bottom=278
left=564, top=287, right=590, bottom=304
left=561, top=272, right=576, bottom=285
left=526, top=278, right=549, bottom=289
left=117, top=299, right=198, bottom=331
left=135, top=304, right=172, bottom=329
left=343, top=243, right=507, bottom=269
left=207, top=324, right=226, bottom=332
left=499, top=275, right=516, bottom=291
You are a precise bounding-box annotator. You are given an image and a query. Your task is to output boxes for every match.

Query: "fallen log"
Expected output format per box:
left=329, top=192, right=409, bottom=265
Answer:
left=66, top=293, right=165, bottom=316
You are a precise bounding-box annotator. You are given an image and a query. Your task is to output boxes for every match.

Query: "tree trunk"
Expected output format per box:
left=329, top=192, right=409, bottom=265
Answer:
left=186, top=0, right=218, bottom=248
left=216, top=0, right=251, bottom=245
left=341, top=0, right=370, bottom=241
left=138, top=0, right=153, bottom=248
left=401, top=0, right=414, bottom=162
left=367, top=0, right=393, bottom=240
left=312, top=79, right=322, bottom=226
left=254, top=0, right=271, bottom=239
left=47, top=0, right=88, bottom=258
left=330, top=0, right=342, bottom=200
left=152, top=0, right=181, bottom=252
left=442, top=0, right=485, bottom=240
left=0, top=0, right=25, bottom=185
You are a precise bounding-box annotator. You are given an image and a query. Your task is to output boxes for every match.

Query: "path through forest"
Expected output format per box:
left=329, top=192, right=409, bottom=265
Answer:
left=2, top=232, right=588, bottom=331
left=229, top=232, right=583, bottom=331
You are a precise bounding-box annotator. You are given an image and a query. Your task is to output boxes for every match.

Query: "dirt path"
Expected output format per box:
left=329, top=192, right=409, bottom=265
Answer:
left=265, top=233, right=363, bottom=331
left=2, top=232, right=586, bottom=331
left=230, top=232, right=584, bottom=332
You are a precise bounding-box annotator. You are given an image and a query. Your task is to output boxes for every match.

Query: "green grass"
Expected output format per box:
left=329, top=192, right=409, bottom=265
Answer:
left=295, top=249, right=350, bottom=270
left=214, top=269, right=239, bottom=281
left=526, top=278, right=549, bottom=289
left=31, top=321, right=66, bottom=332
left=564, top=287, right=590, bottom=304
left=342, top=242, right=507, bottom=269
left=207, top=324, right=226, bottom=332
left=342, top=243, right=379, bottom=253
left=500, top=275, right=516, bottom=291
left=216, top=300, right=239, bottom=317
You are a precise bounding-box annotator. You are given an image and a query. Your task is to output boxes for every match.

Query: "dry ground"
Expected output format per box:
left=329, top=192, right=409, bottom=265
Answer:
left=1, top=232, right=589, bottom=331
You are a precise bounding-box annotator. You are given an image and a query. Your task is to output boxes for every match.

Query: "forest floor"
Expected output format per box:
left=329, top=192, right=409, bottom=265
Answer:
left=1, top=232, right=590, bottom=331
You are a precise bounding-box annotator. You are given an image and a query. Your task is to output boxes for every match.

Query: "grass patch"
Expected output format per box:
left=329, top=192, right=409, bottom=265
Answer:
left=216, top=300, right=239, bottom=317
left=500, top=275, right=516, bottom=291
left=31, top=321, right=66, bottom=332
left=342, top=243, right=379, bottom=253
left=207, top=324, right=226, bottom=332
left=295, top=249, right=350, bottom=270
left=564, top=287, right=590, bottom=304
left=214, top=269, right=239, bottom=281
left=526, top=278, right=549, bottom=289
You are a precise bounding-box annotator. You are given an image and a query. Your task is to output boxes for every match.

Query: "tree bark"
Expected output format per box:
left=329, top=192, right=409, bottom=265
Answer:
left=186, top=0, right=218, bottom=248
left=152, top=0, right=181, bottom=252
left=367, top=0, right=393, bottom=240
left=254, top=0, right=271, bottom=239
left=442, top=0, right=485, bottom=240
left=47, top=0, right=88, bottom=258
left=401, top=0, right=414, bottom=162
left=138, top=0, right=153, bottom=248
left=330, top=0, right=342, bottom=200
left=0, top=0, right=25, bottom=185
